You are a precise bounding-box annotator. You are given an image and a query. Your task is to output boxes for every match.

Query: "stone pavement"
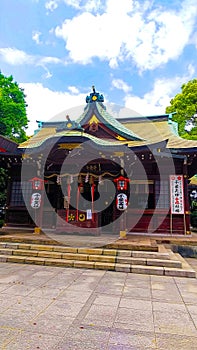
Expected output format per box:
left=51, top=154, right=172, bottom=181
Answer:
left=0, top=260, right=197, bottom=349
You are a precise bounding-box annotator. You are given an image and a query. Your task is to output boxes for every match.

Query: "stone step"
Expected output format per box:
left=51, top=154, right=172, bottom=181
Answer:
left=0, top=242, right=195, bottom=278
left=131, top=251, right=170, bottom=260
left=0, top=248, right=182, bottom=268
left=0, top=236, right=159, bottom=251
left=0, top=242, right=170, bottom=259
left=0, top=254, right=195, bottom=277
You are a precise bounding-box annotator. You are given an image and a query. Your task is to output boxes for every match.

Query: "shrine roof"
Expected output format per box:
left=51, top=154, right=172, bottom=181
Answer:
left=19, top=114, right=197, bottom=151
left=0, top=135, right=20, bottom=155
left=120, top=115, right=197, bottom=149
left=18, top=129, right=129, bottom=149
left=18, top=87, right=197, bottom=151
left=76, top=101, right=144, bottom=141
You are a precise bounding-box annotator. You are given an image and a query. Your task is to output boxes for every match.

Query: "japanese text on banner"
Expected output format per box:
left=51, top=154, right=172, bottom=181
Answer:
left=170, top=175, right=184, bottom=214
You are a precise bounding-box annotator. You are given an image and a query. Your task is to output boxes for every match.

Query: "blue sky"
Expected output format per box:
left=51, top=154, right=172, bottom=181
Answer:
left=0, top=0, right=197, bottom=135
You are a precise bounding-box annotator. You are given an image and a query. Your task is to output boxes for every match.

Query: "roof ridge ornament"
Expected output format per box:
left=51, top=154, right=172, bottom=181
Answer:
left=86, top=86, right=104, bottom=103
left=56, top=114, right=84, bottom=132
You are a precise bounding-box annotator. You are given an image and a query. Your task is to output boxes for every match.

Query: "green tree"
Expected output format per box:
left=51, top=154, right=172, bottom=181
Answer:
left=0, top=71, right=28, bottom=143
left=166, top=79, right=197, bottom=140
left=0, top=71, right=28, bottom=225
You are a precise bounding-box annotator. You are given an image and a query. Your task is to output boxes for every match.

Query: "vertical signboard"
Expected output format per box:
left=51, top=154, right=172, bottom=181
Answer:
left=170, top=175, right=184, bottom=214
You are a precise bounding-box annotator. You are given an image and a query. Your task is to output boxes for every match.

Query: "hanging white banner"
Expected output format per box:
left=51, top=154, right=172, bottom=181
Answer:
left=170, top=175, right=184, bottom=214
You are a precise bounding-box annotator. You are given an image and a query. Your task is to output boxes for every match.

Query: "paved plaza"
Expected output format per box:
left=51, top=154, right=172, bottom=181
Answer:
left=0, top=260, right=197, bottom=349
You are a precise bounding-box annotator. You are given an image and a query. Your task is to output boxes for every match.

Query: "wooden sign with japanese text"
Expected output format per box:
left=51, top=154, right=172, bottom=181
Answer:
left=170, top=175, right=184, bottom=214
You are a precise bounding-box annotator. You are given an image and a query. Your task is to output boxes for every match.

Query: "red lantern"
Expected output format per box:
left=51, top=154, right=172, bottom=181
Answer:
left=29, top=177, right=45, bottom=190
left=114, top=176, right=129, bottom=191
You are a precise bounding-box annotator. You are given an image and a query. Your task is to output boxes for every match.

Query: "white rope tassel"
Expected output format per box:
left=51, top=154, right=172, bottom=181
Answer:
left=85, top=173, right=89, bottom=183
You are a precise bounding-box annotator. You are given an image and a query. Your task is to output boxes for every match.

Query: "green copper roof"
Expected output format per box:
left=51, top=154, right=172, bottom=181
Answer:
left=19, top=130, right=129, bottom=149
left=169, top=121, right=179, bottom=137
left=76, top=102, right=144, bottom=141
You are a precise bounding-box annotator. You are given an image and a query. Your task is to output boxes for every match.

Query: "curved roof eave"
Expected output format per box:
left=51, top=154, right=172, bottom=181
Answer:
left=76, top=102, right=145, bottom=142
left=18, top=130, right=130, bottom=150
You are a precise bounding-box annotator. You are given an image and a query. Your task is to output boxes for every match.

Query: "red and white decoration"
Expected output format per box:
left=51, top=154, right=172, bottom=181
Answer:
left=170, top=175, right=185, bottom=214
left=29, top=177, right=45, bottom=190
left=114, top=176, right=129, bottom=191
left=116, top=193, right=128, bottom=211
left=31, top=193, right=42, bottom=209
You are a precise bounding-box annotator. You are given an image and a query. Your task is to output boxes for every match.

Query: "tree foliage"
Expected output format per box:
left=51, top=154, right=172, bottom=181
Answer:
left=0, top=71, right=29, bottom=217
left=165, top=79, right=197, bottom=140
left=0, top=71, right=28, bottom=142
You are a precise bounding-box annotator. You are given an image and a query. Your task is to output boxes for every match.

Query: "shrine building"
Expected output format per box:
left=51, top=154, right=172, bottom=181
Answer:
left=1, top=88, right=197, bottom=236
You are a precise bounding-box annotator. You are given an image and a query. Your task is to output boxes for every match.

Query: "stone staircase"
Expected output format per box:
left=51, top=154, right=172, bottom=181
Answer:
left=0, top=242, right=195, bottom=278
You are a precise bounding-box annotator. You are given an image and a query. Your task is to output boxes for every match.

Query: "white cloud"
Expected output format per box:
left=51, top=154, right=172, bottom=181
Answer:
left=45, top=0, right=82, bottom=11
left=32, top=31, right=42, bottom=45
left=0, top=47, right=62, bottom=65
left=60, top=0, right=128, bottom=13
left=106, top=0, right=133, bottom=15
left=54, top=0, right=197, bottom=71
left=47, top=0, right=105, bottom=12
left=62, top=0, right=81, bottom=9
left=112, top=79, right=131, bottom=93
left=82, top=0, right=104, bottom=12
left=61, top=0, right=103, bottom=11
left=109, top=58, right=118, bottom=69
left=45, top=0, right=59, bottom=12
left=68, top=86, right=80, bottom=94
left=41, top=56, right=62, bottom=64
left=40, top=66, right=53, bottom=79
left=55, top=12, right=124, bottom=65
left=0, top=47, right=64, bottom=78
left=124, top=65, right=195, bottom=115
left=20, top=83, right=86, bottom=135
left=0, top=48, right=34, bottom=65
